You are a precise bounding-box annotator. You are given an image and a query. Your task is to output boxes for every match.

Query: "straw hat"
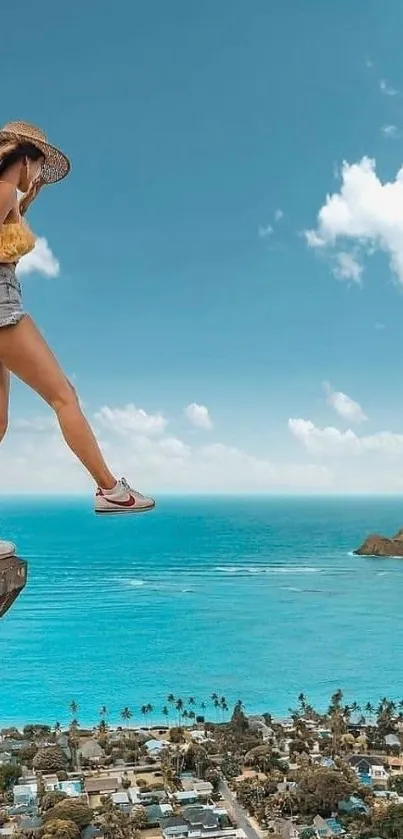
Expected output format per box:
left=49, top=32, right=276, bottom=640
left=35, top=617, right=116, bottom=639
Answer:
left=0, top=121, right=70, bottom=184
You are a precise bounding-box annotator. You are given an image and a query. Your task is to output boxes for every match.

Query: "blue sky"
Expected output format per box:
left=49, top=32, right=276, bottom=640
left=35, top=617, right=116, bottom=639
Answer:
left=3, top=0, right=403, bottom=493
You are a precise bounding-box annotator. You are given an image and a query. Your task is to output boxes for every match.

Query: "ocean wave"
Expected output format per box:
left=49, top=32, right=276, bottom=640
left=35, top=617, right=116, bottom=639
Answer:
left=215, top=565, right=320, bottom=575
left=123, top=579, right=146, bottom=587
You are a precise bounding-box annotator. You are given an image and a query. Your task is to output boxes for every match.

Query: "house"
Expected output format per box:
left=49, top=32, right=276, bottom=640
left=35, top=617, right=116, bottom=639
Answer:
left=145, top=803, right=166, bottom=826
left=186, top=807, right=219, bottom=830
left=271, top=820, right=301, bottom=839
left=85, top=776, right=119, bottom=808
left=78, top=738, right=105, bottom=763
left=145, top=738, right=169, bottom=755
left=174, top=791, right=199, bottom=805
left=0, top=751, right=13, bottom=766
left=248, top=716, right=274, bottom=742
left=384, top=734, right=400, bottom=749
left=18, top=816, right=43, bottom=835
left=44, top=777, right=83, bottom=797
left=385, top=755, right=403, bottom=773
left=338, top=796, right=370, bottom=816
left=161, top=815, right=189, bottom=839
left=313, top=815, right=344, bottom=837
left=348, top=755, right=389, bottom=786
left=13, top=782, right=38, bottom=806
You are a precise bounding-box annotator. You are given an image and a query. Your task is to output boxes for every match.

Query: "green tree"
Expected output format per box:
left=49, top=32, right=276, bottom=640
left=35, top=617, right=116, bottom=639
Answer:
left=43, top=799, right=93, bottom=829
left=162, top=706, right=170, bottom=727
left=41, top=819, right=80, bottom=839
left=296, top=767, right=354, bottom=817
left=175, top=698, right=184, bottom=725
left=33, top=746, right=68, bottom=773
left=377, top=803, right=403, bottom=838
left=131, top=805, right=148, bottom=830
left=40, top=790, right=68, bottom=812
left=0, top=763, right=22, bottom=792
left=121, top=707, right=133, bottom=727
left=69, top=700, right=79, bottom=718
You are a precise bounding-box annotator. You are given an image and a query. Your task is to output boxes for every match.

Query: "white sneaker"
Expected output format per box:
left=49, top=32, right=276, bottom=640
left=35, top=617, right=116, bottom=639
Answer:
left=0, top=540, right=16, bottom=559
left=95, top=478, right=155, bottom=514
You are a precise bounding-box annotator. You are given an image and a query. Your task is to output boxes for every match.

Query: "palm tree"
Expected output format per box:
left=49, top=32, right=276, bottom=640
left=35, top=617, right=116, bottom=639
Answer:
left=213, top=698, right=220, bottom=722
left=146, top=703, right=154, bottom=725
left=365, top=701, right=374, bottom=722
left=182, top=709, right=189, bottom=726
left=189, top=710, right=196, bottom=726
left=220, top=696, right=229, bottom=722
left=141, top=705, right=149, bottom=725
left=200, top=702, right=206, bottom=714
left=121, top=707, right=133, bottom=728
left=175, top=698, right=184, bottom=726
left=188, top=697, right=197, bottom=708
left=162, top=706, right=170, bottom=728
left=99, top=705, right=109, bottom=722
left=69, top=700, right=79, bottom=718
left=351, top=701, right=361, bottom=714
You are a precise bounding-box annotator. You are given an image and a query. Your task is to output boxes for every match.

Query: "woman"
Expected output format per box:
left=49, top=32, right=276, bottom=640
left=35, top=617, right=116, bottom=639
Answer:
left=0, top=121, right=154, bottom=514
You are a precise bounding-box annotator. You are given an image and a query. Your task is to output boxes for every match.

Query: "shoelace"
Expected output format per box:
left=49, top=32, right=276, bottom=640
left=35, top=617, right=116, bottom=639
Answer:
left=121, top=477, right=145, bottom=499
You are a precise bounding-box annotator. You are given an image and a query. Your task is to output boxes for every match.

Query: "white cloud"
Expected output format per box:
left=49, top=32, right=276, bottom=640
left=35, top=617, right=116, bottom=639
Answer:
left=305, top=157, right=403, bottom=284
left=323, top=382, right=368, bottom=423
left=381, top=124, right=401, bottom=139
left=95, top=404, right=168, bottom=436
left=332, top=251, right=363, bottom=283
left=380, top=79, right=399, bottom=97
left=184, top=402, right=213, bottom=430
left=14, top=415, right=57, bottom=432
left=258, top=224, right=273, bottom=238
left=0, top=404, right=330, bottom=494
left=275, top=209, right=284, bottom=221
left=17, top=237, right=60, bottom=278
left=289, top=417, right=403, bottom=458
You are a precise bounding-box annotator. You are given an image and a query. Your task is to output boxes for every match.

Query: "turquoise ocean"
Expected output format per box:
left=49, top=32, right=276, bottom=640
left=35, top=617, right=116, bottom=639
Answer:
left=1, top=496, right=403, bottom=727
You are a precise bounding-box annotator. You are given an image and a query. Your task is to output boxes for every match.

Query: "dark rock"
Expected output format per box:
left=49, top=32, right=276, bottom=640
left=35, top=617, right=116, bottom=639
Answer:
left=354, top=529, right=403, bottom=557
left=0, top=556, right=27, bottom=618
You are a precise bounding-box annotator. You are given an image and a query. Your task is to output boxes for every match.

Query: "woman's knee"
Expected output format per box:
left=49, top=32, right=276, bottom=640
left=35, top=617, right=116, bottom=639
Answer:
left=49, top=379, right=80, bottom=414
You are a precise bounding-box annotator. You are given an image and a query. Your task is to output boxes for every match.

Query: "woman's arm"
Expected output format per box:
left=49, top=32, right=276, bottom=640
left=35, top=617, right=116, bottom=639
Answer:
left=19, top=178, right=43, bottom=217
left=0, top=182, right=17, bottom=226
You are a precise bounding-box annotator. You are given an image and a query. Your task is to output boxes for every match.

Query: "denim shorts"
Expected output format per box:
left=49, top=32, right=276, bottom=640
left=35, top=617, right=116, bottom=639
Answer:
left=0, top=263, right=24, bottom=328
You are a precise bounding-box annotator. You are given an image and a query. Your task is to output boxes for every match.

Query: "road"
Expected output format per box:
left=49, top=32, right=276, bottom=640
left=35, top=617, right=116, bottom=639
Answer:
left=219, top=779, right=262, bottom=839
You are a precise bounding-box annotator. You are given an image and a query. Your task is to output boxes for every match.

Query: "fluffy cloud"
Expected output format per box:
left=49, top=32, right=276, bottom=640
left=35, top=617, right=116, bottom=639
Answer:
left=258, top=224, right=273, bottom=238
left=184, top=403, right=213, bottom=430
left=380, top=80, right=399, bottom=97
left=289, top=418, right=403, bottom=457
left=0, top=401, right=330, bottom=494
left=381, top=124, right=401, bottom=139
left=95, top=404, right=168, bottom=436
left=324, top=382, right=368, bottom=423
left=332, top=251, right=363, bottom=283
left=305, top=157, right=403, bottom=283
left=17, top=237, right=60, bottom=278
left=275, top=209, right=284, bottom=221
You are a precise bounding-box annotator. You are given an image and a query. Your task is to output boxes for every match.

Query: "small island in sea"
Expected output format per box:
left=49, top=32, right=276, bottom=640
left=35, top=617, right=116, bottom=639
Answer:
left=2, top=691, right=403, bottom=838
left=354, top=528, right=403, bottom=557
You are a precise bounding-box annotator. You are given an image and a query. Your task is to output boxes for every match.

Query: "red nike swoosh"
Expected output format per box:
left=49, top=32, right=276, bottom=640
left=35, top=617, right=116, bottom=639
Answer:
left=104, top=494, right=136, bottom=508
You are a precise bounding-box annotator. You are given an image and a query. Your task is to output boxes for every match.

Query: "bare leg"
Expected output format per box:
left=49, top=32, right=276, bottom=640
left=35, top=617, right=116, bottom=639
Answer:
left=0, top=316, right=116, bottom=489
left=0, top=363, right=9, bottom=444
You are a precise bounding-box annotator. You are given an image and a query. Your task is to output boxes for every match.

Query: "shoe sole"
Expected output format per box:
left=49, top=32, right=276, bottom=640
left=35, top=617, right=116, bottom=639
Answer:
left=94, top=503, right=155, bottom=515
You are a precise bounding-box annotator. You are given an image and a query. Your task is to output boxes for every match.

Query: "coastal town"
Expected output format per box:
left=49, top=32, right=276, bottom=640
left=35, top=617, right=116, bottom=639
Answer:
left=1, top=692, right=403, bottom=839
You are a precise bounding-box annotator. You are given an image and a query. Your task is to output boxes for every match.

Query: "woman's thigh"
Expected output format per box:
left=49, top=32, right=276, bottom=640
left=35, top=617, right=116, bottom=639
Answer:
left=0, top=362, right=10, bottom=424
left=0, top=315, right=72, bottom=406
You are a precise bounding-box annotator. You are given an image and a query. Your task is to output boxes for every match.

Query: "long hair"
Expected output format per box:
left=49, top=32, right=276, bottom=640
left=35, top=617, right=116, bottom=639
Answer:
left=0, top=138, right=44, bottom=215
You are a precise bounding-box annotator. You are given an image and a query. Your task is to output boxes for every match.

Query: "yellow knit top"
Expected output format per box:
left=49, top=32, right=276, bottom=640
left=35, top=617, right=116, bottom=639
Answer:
left=0, top=220, right=36, bottom=263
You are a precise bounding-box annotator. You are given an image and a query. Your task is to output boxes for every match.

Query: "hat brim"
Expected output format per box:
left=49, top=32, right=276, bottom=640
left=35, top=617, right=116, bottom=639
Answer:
left=0, top=131, right=70, bottom=185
